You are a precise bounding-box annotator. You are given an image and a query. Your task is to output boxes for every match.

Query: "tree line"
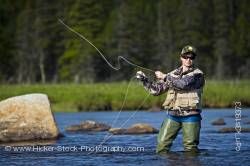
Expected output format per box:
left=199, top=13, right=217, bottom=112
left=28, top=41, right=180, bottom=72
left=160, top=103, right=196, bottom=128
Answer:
left=0, top=0, right=250, bottom=83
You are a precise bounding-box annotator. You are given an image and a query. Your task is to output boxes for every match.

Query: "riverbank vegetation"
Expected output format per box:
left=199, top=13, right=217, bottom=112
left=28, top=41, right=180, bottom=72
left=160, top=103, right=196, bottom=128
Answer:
left=0, top=80, right=249, bottom=112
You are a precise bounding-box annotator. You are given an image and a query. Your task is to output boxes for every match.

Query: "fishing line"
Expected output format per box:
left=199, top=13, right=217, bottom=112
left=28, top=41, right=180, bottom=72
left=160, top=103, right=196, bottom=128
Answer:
left=59, top=17, right=155, bottom=128
left=87, top=77, right=151, bottom=155
left=58, top=19, right=153, bottom=155
left=99, top=76, right=149, bottom=145
left=58, top=19, right=155, bottom=73
left=100, top=93, right=151, bottom=145
left=109, top=77, right=135, bottom=129
left=95, top=76, right=134, bottom=151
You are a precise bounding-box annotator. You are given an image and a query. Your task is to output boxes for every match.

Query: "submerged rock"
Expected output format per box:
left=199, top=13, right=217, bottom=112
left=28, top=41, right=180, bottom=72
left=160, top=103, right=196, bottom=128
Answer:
left=225, top=115, right=248, bottom=118
left=218, top=127, right=250, bottom=133
left=108, top=128, right=127, bottom=135
left=244, top=121, right=250, bottom=125
left=66, top=120, right=111, bottom=132
left=211, top=118, right=226, bottom=125
left=109, top=123, right=158, bottom=135
left=0, top=94, right=60, bottom=142
left=126, top=123, right=159, bottom=134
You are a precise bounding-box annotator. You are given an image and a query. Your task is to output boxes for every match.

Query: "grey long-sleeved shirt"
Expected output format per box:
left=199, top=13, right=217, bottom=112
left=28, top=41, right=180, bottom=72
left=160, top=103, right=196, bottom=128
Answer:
left=142, top=67, right=205, bottom=96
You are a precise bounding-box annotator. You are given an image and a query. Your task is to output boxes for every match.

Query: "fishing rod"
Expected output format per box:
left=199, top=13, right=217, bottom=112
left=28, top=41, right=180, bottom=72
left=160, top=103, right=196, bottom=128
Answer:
left=58, top=19, right=155, bottom=73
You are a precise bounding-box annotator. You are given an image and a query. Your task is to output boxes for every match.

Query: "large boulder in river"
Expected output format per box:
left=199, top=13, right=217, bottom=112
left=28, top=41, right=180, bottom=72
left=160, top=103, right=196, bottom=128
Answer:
left=211, top=118, right=226, bottom=125
left=109, top=123, right=159, bottom=135
left=66, top=120, right=111, bottom=132
left=0, top=94, right=60, bottom=142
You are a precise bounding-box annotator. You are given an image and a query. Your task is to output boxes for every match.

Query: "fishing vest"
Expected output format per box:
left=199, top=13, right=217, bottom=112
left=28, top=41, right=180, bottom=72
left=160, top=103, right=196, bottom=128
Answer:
left=162, top=68, right=203, bottom=112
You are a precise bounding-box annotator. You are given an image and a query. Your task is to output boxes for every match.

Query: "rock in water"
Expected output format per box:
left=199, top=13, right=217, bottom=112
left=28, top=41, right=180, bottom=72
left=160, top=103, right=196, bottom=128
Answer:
left=66, top=120, right=111, bottom=132
left=126, top=123, right=159, bottom=134
left=0, top=94, right=60, bottom=142
left=109, top=123, right=159, bottom=135
left=108, top=128, right=127, bottom=134
left=219, top=127, right=250, bottom=133
left=244, top=121, right=250, bottom=125
left=211, top=118, right=226, bottom=125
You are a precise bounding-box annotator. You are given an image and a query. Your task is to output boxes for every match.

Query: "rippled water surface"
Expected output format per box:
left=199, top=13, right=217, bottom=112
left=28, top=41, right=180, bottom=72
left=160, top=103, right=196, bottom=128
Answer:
left=1, top=109, right=250, bottom=166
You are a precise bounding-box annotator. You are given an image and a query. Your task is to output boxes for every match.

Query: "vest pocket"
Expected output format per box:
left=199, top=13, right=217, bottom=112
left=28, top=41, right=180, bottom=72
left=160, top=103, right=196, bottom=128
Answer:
left=163, top=90, right=201, bottom=110
left=188, top=92, right=199, bottom=108
left=162, top=90, right=175, bottom=108
left=175, top=93, right=189, bottom=108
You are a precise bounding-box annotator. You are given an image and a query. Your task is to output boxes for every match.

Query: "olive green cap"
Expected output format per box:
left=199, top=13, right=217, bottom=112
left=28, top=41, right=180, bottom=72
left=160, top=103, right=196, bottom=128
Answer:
left=181, top=45, right=197, bottom=56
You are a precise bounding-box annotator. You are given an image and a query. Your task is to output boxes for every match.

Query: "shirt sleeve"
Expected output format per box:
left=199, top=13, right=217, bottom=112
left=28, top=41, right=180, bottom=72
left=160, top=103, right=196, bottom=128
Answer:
left=142, top=79, right=169, bottom=96
left=169, top=73, right=205, bottom=90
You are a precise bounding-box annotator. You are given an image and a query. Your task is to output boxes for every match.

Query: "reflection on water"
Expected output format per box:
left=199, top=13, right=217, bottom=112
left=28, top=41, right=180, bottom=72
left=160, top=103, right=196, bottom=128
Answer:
left=160, top=152, right=203, bottom=166
left=0, top=139, right=57, bottom=146
left=0, top=109, right=250, bottom=165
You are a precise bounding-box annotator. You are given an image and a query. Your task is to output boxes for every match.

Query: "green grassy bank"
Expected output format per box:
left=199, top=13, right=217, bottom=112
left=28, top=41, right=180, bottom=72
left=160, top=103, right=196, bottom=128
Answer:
left=0, top=80, right=249, bottom=112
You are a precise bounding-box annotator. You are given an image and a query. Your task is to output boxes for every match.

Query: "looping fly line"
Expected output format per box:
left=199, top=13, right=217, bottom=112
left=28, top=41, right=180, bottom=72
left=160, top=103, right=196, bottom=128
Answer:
left=59, top=19, right=152, bottom=155
left=58, top=19, right=155, bottom=73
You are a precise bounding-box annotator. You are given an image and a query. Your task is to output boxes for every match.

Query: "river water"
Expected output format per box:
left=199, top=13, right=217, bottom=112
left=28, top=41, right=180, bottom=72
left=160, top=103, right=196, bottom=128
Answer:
left=1, top=108, right=250, bottom=166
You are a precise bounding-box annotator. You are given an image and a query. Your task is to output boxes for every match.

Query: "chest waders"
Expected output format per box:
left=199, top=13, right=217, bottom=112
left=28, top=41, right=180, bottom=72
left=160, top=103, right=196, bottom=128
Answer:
left=156, top=68, right=203, bottom=154
left=156, top=117, right=200, bottom=154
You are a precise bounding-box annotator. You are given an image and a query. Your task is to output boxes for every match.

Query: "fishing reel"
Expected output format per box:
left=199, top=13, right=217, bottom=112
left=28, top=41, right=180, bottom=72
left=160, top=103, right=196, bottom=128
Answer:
left=135, top=71, right=148, bottom=81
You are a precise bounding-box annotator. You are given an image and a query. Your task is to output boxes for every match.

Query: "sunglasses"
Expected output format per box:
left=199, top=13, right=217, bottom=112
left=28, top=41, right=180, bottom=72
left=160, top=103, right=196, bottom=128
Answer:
left=181, top=55, right=195, bottom=60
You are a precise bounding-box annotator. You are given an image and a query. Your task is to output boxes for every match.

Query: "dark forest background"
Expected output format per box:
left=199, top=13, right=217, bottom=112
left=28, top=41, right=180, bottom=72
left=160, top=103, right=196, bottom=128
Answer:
left=1, top=0, right=250, bottom=83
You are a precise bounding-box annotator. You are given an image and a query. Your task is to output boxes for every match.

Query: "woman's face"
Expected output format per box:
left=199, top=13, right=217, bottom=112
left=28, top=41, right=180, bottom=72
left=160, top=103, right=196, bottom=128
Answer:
left=180, top=53, right=194, bottom=67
